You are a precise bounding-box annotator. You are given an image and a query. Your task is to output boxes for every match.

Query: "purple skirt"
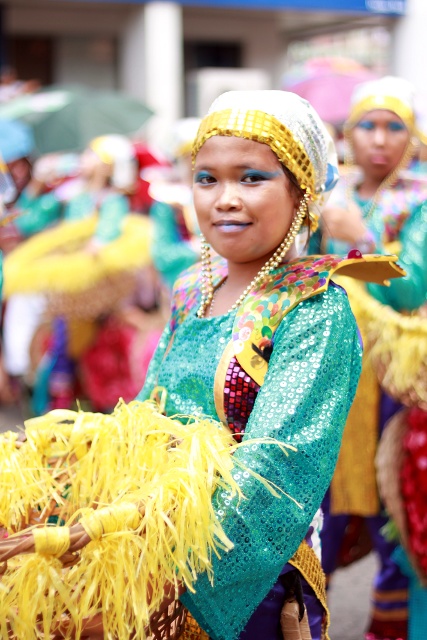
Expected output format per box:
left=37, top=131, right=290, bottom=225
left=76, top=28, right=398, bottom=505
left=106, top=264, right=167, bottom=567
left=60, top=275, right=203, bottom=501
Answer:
left=238, top=563, right=323, bottom=640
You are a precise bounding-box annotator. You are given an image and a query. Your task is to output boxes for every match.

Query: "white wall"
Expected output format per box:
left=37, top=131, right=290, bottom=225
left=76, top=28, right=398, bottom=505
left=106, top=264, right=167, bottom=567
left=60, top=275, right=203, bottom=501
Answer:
left=390, top=0, right=427, bottom=95
left=55, top=37, right=117, bottom=90
left=119, top=6, right=146, bottom=100
left=183, top=8, right=284, bottom=88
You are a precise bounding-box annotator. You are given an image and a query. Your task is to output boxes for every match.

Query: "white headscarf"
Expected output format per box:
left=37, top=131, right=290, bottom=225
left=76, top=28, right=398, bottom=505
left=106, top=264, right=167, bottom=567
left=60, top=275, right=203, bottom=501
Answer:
left=193, top=90, right=339, bottom=212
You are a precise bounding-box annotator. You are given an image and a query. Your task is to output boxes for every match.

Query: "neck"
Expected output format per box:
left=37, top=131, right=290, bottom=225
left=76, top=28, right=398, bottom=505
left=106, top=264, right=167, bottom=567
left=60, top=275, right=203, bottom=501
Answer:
left=225, top=244, right=299, bottom=288
left=356, top=175, right=385, bottom=200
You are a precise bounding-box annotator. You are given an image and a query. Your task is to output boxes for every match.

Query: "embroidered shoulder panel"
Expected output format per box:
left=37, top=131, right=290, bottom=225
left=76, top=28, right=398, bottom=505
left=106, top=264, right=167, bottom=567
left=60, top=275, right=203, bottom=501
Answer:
left=232, top=253, right=404, bottom=386
left=170, top=256, right=227, bottom=332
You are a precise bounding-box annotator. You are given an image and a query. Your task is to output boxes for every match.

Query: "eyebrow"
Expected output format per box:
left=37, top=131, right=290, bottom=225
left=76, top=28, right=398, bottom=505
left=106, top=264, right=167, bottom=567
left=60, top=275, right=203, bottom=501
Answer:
left=194, top=163, right=270, bottom=171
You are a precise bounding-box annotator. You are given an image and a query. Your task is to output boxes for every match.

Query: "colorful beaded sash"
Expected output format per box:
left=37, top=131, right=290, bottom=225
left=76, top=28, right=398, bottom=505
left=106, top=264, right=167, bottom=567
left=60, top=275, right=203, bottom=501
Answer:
left=171, top=251, right=405, bottom=390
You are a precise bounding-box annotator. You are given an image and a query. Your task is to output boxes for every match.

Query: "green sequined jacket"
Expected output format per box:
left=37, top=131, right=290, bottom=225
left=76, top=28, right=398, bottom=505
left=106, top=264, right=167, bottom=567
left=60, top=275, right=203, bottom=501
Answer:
left=137, top=256, right=363, bottom=640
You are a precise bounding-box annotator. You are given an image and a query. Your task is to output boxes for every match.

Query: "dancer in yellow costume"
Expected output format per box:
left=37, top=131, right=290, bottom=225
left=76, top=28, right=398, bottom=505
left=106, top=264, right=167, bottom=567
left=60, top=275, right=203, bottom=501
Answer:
left=3, top=135, right=152, bottom=411
left=3, top=134, right=151, bottom=300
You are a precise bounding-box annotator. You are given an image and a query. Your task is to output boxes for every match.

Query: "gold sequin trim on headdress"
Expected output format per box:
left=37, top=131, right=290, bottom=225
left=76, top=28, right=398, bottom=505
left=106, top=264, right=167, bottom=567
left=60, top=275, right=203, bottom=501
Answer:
left=193, top=109, right=317, bottom=200
left=346, top=96, right=415, bottom=132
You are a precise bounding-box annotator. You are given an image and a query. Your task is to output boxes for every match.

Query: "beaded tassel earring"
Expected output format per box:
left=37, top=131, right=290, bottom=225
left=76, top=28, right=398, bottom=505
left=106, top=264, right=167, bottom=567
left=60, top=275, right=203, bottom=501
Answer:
left=197, top=235, right=214, bottom=318
left=265, top=192, right=311, bottom=268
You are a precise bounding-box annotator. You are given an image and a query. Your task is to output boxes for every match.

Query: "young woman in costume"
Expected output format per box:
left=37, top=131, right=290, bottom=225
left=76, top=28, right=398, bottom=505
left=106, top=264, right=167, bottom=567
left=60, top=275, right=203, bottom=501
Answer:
left=311, top=76, right=427, bottom=640
left=137, top=89, right=403, bottom=640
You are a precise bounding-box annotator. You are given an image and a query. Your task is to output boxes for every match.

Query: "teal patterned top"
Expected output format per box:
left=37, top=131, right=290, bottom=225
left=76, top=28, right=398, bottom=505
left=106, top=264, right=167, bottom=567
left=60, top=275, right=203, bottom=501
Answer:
left=309, top=175, right=427, bottom=311
left=138, top=272, right=362, bottom=640
left=366, top=201, right=427, bottom=311
left=13, top=189, right=128, bottom=245
left=14, top=189, right=62, bottom=237
left=65, top=192, right=128, bottom=244
left=150, top=200, right=198, bottom=289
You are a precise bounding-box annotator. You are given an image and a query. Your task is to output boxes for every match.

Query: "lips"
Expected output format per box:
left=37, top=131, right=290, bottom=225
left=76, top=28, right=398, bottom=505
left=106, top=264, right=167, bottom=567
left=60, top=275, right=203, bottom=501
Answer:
left=370, top=155, right=389, bottom=165
left=213, top=220, right=252, bottom=233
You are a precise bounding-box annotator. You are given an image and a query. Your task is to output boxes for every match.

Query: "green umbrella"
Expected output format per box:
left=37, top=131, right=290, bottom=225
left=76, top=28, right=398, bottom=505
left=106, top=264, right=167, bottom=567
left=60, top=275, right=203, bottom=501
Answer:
left=0, top=86, right=153, bottom=156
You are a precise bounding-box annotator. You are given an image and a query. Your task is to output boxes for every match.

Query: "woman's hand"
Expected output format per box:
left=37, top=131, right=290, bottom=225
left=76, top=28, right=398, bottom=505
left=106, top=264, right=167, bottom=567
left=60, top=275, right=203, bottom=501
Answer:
left=321, top=201, right=368, bottom=244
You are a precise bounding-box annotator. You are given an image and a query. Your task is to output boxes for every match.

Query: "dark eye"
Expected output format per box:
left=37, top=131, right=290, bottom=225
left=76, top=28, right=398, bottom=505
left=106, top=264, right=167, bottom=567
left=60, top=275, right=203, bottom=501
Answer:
left=241, top=170, right=278, bottom=183
left=241, top=173, right=264, bottom=183
left=194, top=171, right=215, bottom=185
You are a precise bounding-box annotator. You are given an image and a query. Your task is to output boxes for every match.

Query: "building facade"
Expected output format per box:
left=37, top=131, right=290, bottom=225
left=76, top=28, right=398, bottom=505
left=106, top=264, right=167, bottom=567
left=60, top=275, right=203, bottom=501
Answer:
left=2, top=0, right=419, bottom=145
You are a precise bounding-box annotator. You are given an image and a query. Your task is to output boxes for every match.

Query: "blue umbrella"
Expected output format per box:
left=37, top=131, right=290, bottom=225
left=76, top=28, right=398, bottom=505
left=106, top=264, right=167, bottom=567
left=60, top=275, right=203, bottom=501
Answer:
left=0, top=118, right=35, bottom=162
left=0, top=86, right=153, bottom=155
left=0, top=119, right=34, bottom=206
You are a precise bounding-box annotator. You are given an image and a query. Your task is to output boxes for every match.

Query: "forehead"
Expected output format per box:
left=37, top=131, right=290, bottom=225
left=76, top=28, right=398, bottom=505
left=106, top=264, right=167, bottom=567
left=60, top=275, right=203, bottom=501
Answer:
left=194, top=135, right=281, bottom=167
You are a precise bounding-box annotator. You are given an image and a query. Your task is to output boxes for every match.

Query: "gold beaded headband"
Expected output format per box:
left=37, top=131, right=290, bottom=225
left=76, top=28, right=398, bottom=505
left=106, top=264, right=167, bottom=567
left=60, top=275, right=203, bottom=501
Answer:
left=346, top=95, right=416, bottom=132
left=192, top=108, right=317, bottom=200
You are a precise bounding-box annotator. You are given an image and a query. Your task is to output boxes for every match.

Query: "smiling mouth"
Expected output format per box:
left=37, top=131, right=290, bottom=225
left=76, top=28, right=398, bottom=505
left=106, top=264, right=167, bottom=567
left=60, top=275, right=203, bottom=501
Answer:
left=213, top=221, right=252, bottom=231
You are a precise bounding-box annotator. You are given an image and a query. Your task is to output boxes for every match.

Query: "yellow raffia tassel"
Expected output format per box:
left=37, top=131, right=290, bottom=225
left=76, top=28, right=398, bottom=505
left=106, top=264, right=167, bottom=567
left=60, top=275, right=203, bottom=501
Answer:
left=0, top=431, right=63, bottom=531
left=3, top=214, right=152, bottom=297
left=0, top=535, right=77, bottom=639
left=0, top=400, right=296, bottom=638
left=336, top=275, right=427, bottom=407
left=369, top=304, right=427, bottom=407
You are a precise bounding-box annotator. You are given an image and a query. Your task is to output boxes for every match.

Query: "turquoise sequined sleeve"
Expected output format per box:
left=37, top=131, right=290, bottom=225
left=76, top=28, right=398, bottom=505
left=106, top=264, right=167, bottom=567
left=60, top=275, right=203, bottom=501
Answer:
left=150, top=201, right=198, bottom=289
left=181, top=285, right=362, bottom=640
left=14, top=189, right=62, bottom=237
left=94, top=193, right=128, bottom=244
left=367, top=201, right=427, bottom=311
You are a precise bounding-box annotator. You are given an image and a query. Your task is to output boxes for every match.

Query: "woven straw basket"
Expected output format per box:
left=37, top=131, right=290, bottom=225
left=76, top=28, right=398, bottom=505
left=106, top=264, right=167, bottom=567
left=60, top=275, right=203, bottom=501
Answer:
left=0, top=448, right=188, bottom=640
left=0, top=403, right=224, bottom=640
left=46, top=271, right=138, bottom=320
left=375, top=409, right=427, bottom=587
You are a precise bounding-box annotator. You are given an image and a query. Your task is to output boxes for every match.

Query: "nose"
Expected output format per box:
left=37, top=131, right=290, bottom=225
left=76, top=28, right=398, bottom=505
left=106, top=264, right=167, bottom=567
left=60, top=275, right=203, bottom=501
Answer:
left=373, top=125, right=386, bottom=146
left=215, top=181, right=242, bottom=210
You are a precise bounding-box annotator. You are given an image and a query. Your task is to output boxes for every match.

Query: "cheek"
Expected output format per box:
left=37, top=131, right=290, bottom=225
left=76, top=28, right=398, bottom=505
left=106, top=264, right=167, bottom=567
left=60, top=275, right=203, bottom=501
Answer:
left=193, top=190, right=213, bottom=236
left=193, top=189, right=209, bottom=220
left=351, top=133, right=368, bottom=159
left=393, top=135, right=410, bottom=156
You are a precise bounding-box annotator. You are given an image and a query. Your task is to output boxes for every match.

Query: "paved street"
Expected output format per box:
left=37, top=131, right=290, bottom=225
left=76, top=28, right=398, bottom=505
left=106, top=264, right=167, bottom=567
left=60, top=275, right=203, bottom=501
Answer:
left=329, top=553, right=377, bottom=639
left=1, top=401, right=378, bottom=640
left=0, top=401, right=25, bottom=433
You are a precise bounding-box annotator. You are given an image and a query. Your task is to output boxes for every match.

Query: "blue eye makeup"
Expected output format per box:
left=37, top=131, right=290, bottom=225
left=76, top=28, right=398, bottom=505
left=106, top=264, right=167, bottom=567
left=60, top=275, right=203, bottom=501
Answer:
left=194, top=171, right=215, bottom=184
left=356, top=120, right=406, bottom=133
left=241, top=169, right=281, bottom=182
left=388, top=121, right=406, bottom=132
left=357, top=120, right=375, bottom=131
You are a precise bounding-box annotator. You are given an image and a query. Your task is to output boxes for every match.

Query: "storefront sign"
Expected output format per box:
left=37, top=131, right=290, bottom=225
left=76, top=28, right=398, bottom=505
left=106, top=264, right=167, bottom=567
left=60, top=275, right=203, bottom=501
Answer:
left=74, top=0, right=406, bottom=14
